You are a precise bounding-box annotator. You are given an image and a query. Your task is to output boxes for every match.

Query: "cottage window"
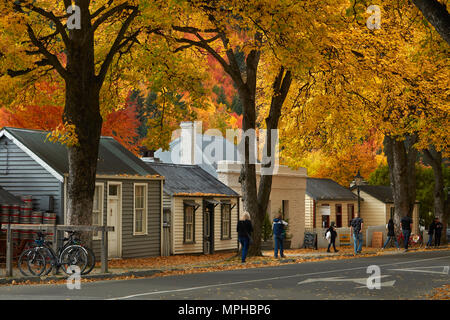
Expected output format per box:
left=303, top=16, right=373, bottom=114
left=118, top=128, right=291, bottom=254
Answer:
left=184, top=204, right=195, bottom=243
left=282, top=200, right=289, bottom=220
left=221, top=203, right=232, bottom=240
left=92, top=184, right=104, bottom=239
left=347, top=204, right=355, bottom=227
left=336, top=204, right=342, bottom=228
left=134, top=184, right=148, bottom=235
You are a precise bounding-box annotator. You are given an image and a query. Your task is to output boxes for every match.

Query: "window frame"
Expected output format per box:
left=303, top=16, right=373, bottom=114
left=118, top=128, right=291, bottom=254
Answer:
left=133, top=183, right=148, bottom=236
left=92, top=182, right=104, bottom=240
left=183, top=203, right=196, bottom=244
left=220, top=202, right=232, bottom=240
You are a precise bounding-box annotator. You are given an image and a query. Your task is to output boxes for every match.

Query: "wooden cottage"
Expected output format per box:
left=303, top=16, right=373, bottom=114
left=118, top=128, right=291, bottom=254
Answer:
left=351, top=185, right=420, bottom=234
left=0, top=127, right=164, bottom=259
left=144, top=161, right=240, bottom=256
left=305, top=178, right=359, bottom=230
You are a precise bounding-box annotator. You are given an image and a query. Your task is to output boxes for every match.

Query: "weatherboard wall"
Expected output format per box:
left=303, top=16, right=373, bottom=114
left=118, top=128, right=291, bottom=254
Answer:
left=0, top=135, right=63, bottom=221
left=90, top=178, right=162, bottom=259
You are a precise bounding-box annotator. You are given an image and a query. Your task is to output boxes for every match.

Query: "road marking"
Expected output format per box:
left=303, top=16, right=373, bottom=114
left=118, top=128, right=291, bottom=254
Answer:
left=107, top=255, right=450, bottom=300
left=388, top=266, right=449, bottom=275
left=297, top=275, right=396, bottom=288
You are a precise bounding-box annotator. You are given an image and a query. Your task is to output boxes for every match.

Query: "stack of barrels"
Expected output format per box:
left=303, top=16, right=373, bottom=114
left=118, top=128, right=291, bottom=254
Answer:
left=20, top=196, right=33, bottom=241
left=0, top=204, right=10, bottom=237
left=43, top=212, right=57, bottom=241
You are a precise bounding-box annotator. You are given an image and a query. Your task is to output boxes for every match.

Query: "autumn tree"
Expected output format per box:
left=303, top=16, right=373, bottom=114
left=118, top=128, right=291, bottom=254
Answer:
left=279, top=1, right=449, bottom=235
left=153, top=0, right=345, bottom=255
left=0, top=1, right=205, bottom=232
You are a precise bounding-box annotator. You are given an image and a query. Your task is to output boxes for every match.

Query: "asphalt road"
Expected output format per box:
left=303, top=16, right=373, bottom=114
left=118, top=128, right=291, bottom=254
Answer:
left=0, top=250, right=448, bottom=300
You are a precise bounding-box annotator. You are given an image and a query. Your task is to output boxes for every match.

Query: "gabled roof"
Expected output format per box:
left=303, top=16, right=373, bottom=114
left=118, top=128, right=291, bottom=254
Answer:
left=0, top=186, right=24, bottom=205
left=145, top=162, right=239, bottom=197
left=355, top=185, right=393, bottom=203
left=0, top=127, right=158, bottom=182
left=306, top=178, right=358, bottom=201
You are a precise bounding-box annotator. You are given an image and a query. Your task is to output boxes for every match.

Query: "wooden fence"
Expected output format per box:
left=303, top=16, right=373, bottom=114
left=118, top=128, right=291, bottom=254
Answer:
left=1, top=224, right=114, bottom=277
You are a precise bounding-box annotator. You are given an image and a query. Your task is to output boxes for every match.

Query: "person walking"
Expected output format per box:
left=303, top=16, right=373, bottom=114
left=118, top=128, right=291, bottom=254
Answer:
left=400, top=214, right=413, bottom=252
left=237, top=212, right=253, bottom=263
left=382, top=218, right=400, bottom=250
left=326, top=222, right=339, bottom=253
left=350, top=213, right=364, bottom=254
left=434, top=218, right=443, bottom=247
left=426, top=218, right=436, bottom=248
left=273, top=214, right=288, bottom=258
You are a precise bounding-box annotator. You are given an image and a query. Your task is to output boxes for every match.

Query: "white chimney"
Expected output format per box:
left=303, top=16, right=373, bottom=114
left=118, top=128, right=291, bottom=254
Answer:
left=179, top=121, right=202, bottom=165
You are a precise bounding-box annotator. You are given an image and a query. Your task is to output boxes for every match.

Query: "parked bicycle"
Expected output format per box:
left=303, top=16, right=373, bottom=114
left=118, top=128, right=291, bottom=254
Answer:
left=397, top=232, right=423, bottom=249
left=18, top=231, right=93, bottom=277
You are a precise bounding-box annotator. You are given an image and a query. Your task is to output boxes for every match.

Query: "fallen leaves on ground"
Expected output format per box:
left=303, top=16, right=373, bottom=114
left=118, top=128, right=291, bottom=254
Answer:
left=426, top=284, right=450, bottom=300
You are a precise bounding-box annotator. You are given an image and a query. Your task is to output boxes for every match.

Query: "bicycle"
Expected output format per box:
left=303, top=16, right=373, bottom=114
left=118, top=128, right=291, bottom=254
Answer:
left=62, top=231, right=96, bottom=275
left=18, top=232, right=88, bottom=277
left=397, top=232, right=423, bottom=249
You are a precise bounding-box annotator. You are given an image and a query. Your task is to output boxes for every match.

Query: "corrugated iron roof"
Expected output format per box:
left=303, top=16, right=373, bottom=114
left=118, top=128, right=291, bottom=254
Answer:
left=2, top=127, right=158, bottom=177
left=145, top=162, right=239, bottom=197
left=306, top=178, right=358, bottom=201
left=0, top=186, right=24, bottom=205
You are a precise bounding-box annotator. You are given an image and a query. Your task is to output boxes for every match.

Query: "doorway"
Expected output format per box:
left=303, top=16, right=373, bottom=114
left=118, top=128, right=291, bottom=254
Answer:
left=203, top=202, right=214, bottom=254
left=107, top=183, right=121, bottom=258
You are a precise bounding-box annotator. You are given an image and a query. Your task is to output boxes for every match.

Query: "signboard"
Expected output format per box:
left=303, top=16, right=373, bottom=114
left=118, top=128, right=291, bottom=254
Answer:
left=303, top=232, right=317, bottom=249
left=319, top=205, right=330, bottom=216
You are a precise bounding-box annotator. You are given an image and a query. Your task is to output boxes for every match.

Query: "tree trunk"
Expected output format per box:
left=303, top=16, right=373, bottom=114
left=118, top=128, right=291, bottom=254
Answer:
left=238, top=65, right=292, bottom=256
left=411, top=0, right=450, bottom=45
left=423, top=147, right=447, bottom=244
left=63, top=6, right=103, bottom=244
left=383, top=134, right=418, bottom=236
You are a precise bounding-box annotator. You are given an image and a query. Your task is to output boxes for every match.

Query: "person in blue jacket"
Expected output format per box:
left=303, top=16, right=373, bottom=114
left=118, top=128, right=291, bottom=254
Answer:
left=273, top=214, right=288, bottom=258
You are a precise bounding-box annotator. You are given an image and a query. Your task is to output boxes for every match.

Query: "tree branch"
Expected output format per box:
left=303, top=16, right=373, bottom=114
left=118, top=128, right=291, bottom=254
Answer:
left=96, top=6, right=139, bottom=85
left=26, top=24, right=68, bottom=79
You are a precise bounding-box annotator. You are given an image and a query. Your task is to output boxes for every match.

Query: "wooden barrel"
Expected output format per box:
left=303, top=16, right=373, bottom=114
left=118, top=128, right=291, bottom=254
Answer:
left=43, top=212, right=57, bottom=240
left=29, top=211, right=43, bottom=239
left=43, top=212, right=57, bottom=225
left=0, top=204, right=9, bottom=223
left=12, top=229, right=21, bottom=241
left=20, top=206, right=32, bottom=224
left=20, top=230, right=33, bottom=240
left=21, top=195, right=33, bottom=208
left=10, top=205, right=20, bottom=224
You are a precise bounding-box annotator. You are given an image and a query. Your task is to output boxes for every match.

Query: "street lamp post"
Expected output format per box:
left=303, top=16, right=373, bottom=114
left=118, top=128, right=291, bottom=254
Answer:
left=354, top=170, right=363, bottom=216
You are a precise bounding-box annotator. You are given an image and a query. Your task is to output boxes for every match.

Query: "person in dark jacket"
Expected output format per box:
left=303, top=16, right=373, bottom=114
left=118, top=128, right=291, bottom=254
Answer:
left=236, top=212, right=253, bottom=263
left=326, top=222, right=339, bottom=253
left=434, top=218, right=443, bottom=247
left=426, top=218, right=436, bottom=248
left=382, top=219, right=400, bottom=250
left=273, top=214, right=288, bottom=258
left=401, top=215, right=413, bottom=251
left=350, top=213, right=364, bottom=254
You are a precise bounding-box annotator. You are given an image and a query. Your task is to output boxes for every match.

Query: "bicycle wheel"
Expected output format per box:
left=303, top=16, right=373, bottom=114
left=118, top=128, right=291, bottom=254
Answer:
left=81, top=246, right=96, bottom=275
left=59, top=245, right=88, bottom=275
left=18, top=249, right=33, bottom=277
left=26, top=249, right=47, bottom=276
left=38, top=247, right=56, bottom=277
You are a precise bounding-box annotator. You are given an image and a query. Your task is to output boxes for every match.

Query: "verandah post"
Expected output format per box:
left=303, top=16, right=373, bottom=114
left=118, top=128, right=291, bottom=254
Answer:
left=6, top=224, right=12, bottom=277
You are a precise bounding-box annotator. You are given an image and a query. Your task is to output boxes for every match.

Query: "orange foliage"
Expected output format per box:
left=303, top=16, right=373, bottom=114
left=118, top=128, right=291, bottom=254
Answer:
left=0, top=99, right=141, bottom=154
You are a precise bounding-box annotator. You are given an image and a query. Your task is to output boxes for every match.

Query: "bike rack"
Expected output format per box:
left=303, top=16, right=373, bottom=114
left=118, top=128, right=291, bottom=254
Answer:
left=1, top=224, right=114, bottom=277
